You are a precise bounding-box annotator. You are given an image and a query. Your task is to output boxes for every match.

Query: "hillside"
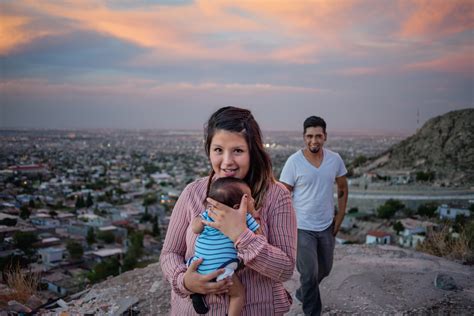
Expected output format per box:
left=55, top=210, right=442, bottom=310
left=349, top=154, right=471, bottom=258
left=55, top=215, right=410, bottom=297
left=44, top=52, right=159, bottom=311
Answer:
left=50, top=245, right=474, bottom=315
left=355, top=108, right=474, bottom=186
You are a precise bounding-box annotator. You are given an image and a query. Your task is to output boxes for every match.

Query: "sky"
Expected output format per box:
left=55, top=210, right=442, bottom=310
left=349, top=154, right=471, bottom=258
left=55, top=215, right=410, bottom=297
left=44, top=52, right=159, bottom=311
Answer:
left=1, top=0, right=473, bottom=134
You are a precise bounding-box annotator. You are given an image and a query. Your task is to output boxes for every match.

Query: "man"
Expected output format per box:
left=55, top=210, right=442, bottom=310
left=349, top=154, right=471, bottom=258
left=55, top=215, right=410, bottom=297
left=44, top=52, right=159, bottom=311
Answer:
left=280, top=116, right=348, bottom=316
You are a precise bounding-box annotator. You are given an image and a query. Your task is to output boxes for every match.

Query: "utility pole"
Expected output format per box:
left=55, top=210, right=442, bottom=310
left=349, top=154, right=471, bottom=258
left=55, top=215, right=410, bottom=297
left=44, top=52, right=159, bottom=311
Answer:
left=417, top=108, right=420, bottom=131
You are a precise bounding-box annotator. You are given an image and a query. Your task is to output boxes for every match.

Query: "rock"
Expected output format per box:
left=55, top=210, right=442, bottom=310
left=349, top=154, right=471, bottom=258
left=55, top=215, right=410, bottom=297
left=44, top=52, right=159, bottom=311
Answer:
left=7, top=300, right=32, bottom=313
left=434, top=273, right=459, bottom=291
left=25, top=294, right=44, bottom=310
left=113, top=296, right=139, bottom=316
left=56, top=299, right=68, bottom=308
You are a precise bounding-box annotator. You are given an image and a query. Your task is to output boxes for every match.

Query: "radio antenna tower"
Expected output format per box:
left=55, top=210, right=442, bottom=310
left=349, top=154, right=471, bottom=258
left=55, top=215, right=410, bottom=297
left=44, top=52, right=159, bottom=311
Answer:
left=416, top=108, right=420, bottom=131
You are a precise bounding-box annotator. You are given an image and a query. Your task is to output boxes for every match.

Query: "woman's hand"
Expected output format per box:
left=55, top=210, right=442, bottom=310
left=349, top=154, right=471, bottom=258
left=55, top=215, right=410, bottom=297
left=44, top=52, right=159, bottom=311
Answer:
left=204, top=194, right=248, bottom=242
left=183, top=258, right=233, bottom=295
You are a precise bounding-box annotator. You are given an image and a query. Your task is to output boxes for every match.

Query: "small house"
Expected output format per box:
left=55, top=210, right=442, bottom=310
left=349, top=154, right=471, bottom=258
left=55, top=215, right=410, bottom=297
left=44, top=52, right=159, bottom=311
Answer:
left=366, top=230, right=391, bottom=245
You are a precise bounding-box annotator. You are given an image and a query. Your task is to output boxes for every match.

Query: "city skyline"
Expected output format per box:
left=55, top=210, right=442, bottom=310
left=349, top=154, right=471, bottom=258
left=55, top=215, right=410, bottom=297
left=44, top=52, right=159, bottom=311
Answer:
left=1, top=0, right=473, bottom=132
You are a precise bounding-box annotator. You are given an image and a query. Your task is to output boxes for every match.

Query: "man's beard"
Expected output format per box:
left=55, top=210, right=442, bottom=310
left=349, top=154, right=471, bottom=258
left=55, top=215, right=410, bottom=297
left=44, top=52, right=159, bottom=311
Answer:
left=309, top=146, right=320, bottom=154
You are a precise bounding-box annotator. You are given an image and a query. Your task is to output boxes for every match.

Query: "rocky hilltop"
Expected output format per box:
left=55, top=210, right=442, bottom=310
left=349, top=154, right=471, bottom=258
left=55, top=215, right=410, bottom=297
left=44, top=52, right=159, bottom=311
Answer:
left=54, top=245, right=473, bottom=315
left=355, top=108, right=474, bottom=186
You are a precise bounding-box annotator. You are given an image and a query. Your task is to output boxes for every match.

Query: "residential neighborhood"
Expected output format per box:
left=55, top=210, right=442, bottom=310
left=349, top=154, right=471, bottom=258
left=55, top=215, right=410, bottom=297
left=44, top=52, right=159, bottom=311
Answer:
left=0, top=129, right=472, bottom=313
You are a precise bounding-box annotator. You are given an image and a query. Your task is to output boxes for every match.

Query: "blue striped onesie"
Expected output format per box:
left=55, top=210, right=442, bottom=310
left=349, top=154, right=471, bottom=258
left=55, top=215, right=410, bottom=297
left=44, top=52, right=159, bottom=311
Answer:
left=188, top=210, right=260, bottom=275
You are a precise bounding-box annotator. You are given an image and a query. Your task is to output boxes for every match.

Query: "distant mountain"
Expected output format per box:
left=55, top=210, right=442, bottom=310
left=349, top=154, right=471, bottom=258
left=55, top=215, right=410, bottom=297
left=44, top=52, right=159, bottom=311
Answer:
left=354, top=108, right=474, bottom=186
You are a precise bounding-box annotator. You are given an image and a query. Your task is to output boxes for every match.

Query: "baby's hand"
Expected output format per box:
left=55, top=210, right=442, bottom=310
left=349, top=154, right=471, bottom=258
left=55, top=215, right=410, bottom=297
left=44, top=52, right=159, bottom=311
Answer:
left=191, top=216, right=204, bottom=234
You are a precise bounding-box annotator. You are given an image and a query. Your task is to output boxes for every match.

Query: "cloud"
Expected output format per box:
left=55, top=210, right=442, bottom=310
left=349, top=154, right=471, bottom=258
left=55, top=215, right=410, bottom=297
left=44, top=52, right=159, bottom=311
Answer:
left=334, top=67, right=379, bottom=76
left=404, top=49, right=474, bottom=74
left=0, top=78, right=323, bottom=98
left=2, top=0, right=472, bottom=65
left=0, top=13, right=69, bottom=55
left=398, top=0, right=474, bottom=39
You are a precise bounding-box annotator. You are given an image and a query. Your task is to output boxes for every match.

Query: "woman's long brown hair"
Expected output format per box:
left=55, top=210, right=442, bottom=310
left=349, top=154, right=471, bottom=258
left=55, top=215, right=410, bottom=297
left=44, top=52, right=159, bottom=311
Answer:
left=204, top=106, right=274, bottom=210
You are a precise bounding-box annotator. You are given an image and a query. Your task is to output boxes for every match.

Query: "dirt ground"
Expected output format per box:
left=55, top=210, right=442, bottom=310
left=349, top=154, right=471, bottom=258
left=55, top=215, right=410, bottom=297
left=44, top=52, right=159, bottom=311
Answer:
left=284, top=244, right=474, bottom=315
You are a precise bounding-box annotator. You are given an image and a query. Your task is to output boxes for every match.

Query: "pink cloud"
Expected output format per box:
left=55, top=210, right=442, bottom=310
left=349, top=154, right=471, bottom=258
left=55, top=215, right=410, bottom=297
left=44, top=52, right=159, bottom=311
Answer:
left=404, top=50, right=474, bottom=74
left=0, top=78, right=323, bottom=99
left=1, top=0, right=472, bottom=67
left=398, top=0, right=474, bottom=39
left=335, top=67, right=379, bottom=76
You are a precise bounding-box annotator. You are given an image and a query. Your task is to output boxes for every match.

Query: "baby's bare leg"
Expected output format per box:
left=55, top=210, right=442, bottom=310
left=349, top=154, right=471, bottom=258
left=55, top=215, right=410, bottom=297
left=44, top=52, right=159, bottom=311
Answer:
left=227, top=274, right=244, bottom=316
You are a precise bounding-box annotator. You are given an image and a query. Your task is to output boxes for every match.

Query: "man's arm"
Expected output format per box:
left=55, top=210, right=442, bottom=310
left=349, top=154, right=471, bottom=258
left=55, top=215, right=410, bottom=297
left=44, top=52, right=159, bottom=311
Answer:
left=280, top=181, right=293, bottom=192
left=333, top=176, right=348, bottom=236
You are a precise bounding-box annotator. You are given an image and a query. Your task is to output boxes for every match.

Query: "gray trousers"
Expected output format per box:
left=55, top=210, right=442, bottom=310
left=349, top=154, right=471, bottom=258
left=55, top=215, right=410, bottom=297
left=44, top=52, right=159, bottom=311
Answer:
left=296, top=226, right=335, bottom=316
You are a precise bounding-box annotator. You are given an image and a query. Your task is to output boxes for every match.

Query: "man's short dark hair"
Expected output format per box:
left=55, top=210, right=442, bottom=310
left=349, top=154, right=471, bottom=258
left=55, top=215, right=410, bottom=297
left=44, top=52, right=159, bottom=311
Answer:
left=303, top=116, right=326, bottom=134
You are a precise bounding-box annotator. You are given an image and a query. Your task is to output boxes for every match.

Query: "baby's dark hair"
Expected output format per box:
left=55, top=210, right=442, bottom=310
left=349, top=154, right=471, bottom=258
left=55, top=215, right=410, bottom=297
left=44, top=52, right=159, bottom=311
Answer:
left=208, top=177, right=248, bottom=209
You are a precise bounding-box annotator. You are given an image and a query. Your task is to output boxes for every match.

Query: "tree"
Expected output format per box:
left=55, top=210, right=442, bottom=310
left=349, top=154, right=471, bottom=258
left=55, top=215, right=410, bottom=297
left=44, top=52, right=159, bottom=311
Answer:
left=97, top=231, right=115, bottom=244
left=86, top=227, right=96, bottom=246
left=28, top=199, right=36, bottom=209
left=19, top=205, right=31, bottom=220
left=145, top=178, right=156, bottom=189
left=66, top=241, right=84, bottom=260
left=143, top=194, right=157, bottom=206
left=13, top=231, right=38, bottom=257
left=152, top=216, right=161, bottom=239
left=49, top=210, right=58, bottom=218
left=87, top=258, right=120, bottom=283
left=417, top=203, right=438, bottom=217
left=75, top=195, right=85, bottom=209
left=128, top=231, right=144, bottom=258
left=140, top=206, right=152, bottom=223
left=465, top=220, right=474, bottom=251
left=377, top=199, right=405, bottom=219
left=348, top=207, right=359, bottom=214
left=122, top=253, right=138, bottom=272
left=416, top=171, right=435, bottom=182
left=122, top=231, right=145, bottom=272
left=86, top=193, right=94, bottom=208
left=352, top=155, right=368, bottom=168
left=393, top=221, right=405, bottom=235
left=0, top=218, right=17, bottom=227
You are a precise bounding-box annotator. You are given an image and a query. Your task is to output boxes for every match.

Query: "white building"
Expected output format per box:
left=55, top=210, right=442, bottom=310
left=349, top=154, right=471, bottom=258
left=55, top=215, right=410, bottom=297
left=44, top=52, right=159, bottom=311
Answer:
left=78, top=213, right=108, bottom=227
left=38, top=247, right=64, bottom=265
left=399, top=234, right=426, bottom=248
left=91, top=248, right=123, bottom=263
left=151, top=172, right=172, bottom=183
left=437, top=204, right=471, bottom=220
left=30, top=214, right=60, bottom=228
left=366, top=231, right=391, bottom=245
left=398, top=218, right=436, bottom=249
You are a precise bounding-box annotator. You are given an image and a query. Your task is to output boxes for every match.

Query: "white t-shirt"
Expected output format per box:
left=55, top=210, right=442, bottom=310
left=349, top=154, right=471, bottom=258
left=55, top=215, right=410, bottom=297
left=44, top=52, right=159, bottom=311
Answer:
left=280, top=148, right=347, bottom=232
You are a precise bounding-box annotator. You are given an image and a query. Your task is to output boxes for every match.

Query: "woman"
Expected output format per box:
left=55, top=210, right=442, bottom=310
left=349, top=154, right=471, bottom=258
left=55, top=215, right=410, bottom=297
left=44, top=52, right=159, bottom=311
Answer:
left=160, top=106, right=297, bottom=315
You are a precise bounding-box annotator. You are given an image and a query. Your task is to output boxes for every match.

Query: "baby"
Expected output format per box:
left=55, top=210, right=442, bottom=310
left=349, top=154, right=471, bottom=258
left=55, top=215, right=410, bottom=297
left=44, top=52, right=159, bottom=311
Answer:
left=188, top=177, right=260, bottom=315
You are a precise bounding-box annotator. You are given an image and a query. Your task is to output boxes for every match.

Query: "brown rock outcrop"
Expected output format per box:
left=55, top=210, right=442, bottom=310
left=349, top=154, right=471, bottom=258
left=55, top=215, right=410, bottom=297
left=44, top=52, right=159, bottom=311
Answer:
left=355, top=108, right=474, bottom=186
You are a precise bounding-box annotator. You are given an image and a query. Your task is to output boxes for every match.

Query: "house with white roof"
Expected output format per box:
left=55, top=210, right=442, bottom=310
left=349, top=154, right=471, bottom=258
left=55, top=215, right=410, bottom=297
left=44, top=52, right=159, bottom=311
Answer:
left=91, top=248, right=123, bottom=263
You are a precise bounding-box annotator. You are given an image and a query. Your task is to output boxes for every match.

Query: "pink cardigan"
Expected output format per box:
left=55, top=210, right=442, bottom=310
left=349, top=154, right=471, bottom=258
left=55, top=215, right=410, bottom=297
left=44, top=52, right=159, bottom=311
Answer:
left=160, top=177, right=297, bottom=315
